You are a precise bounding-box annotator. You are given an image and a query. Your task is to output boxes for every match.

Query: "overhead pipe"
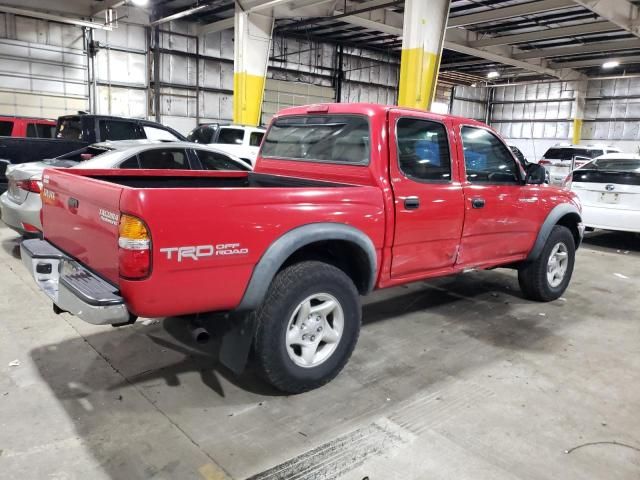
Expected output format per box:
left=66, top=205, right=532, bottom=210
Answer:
left=0, top=5, right=112, bottom=30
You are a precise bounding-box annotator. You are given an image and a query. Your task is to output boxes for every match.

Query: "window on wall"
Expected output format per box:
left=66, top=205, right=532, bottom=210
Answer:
left=461, top=127, right=520, bottom=184
left=396, top=118, right=451, bottom=182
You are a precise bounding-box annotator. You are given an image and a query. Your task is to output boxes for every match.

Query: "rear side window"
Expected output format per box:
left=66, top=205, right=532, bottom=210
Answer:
left=249, top=131, right=264, bottom=147
left=194, top=149, right=248, bottom=171
left=544, top=148, right=603, bottom=160
left=100, top=120, right=143, bottom=141
left=0, top=121, right=13, bottom=136
left=397, top=118, right=451, bottom=182
left=138, top=149, right=190, bottom=169
left=261, top=115, right=370, bottom=165
left=27, top=123, right=56, bottom=138
left=188, top=126, right=215, bottom=144
left=461, top=127, right=520, bottom=184
left=120, top=156, right=140, bottom=169
left=217, top=128, right=244, bottom=145
left=143, top=125, right=180, bottom=141
left=57, top=117, right=83, bottom=139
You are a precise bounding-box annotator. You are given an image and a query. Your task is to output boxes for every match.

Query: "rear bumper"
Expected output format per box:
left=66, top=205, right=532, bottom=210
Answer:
left=21, top=238, right=130, bottom=325
left=582, top=204, right=640, bottom=233
left=1, top=191, right=42, bottom=234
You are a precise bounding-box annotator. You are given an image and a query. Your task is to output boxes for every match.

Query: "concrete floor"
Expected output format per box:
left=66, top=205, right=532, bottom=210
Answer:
left=1, top=224, right=639, bottom=480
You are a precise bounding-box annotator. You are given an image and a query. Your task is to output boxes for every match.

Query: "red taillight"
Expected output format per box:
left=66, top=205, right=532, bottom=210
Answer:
left=16, top=179, right=42, bottom=193
left=538, top=159, right=551, bottom=166
left=21, top=222, right=40, bottom=233
left=118, top=214, right=151, bottom=279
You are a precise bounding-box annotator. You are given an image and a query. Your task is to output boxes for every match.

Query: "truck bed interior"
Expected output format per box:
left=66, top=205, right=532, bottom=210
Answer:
left=88, top=172, right=350, bottom=189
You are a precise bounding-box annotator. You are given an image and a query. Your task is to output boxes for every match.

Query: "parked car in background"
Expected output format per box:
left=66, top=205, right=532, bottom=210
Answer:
left=0, top=116, right=56, bottom=138
left=22, top=103, right=583, bottom=393
left=566, top=153, right=640, bottom=233
left=0, top=113, right=186, bottom=190
left=539, top=144, right=621, bottom=185
left=0, top=140, right=251, bottom=235
left=187, top=123, right=265, bottom=165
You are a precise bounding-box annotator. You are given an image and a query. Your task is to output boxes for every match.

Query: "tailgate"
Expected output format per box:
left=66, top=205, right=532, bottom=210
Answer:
left=42, top=169, right=122, bottom=284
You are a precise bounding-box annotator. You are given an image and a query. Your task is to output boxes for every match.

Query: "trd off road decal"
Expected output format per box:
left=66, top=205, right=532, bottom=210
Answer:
left=160, top=243, right=249, bottom=262
left=99, top=209, right=119, bottom=226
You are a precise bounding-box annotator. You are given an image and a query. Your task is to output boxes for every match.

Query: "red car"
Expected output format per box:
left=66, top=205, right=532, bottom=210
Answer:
left=0, top=115, right=56, bottom=138
left=21, top=103, right=583, bottom=393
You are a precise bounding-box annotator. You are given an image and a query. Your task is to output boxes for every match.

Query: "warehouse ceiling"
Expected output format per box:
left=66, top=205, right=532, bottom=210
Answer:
left=3, top=0, right=640, bottom=84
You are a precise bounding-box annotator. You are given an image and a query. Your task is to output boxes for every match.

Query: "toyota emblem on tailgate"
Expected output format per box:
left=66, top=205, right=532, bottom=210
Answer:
left=605, top=184, right=615, bottom=191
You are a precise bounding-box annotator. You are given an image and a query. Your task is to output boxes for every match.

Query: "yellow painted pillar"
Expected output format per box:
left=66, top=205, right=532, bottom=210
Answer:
left=398, top=0, right=451, bottom=111
left=571, top=81, right=587, bottom=145
left=233, top=5, right=274, bottom=126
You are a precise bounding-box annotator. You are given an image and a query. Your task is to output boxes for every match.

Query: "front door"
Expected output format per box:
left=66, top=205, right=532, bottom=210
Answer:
left=456, top=125, right=539, bottom=267
left=389, top=111, right=465, bottom=279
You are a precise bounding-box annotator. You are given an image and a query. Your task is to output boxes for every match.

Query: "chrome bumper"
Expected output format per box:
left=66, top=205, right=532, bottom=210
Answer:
left=21, top=238, right=130, bottom=325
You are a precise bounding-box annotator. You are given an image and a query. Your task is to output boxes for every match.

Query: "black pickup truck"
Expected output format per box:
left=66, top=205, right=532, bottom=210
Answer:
left=0, top=114, right=186, bottom=191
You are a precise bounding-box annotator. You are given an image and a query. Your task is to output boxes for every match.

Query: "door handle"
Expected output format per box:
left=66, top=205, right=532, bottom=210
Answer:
left=404, top=196, right=420, bottom=210
left=471, top=198, right=485, bottom=209
left=68, top=197, right=79, bottom=212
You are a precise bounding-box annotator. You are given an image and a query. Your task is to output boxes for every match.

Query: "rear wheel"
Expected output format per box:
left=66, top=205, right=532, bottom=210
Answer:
left=519, top=225, right=576, bottom=302
left=253, top=261, right=361, bottom=393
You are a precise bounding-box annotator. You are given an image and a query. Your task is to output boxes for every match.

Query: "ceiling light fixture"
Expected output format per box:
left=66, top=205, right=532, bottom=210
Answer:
left=487, top=71, right=500, bottom=79
left=602, top=61, right=620, bottom=69
left=130, top=0, right=149, bottom=6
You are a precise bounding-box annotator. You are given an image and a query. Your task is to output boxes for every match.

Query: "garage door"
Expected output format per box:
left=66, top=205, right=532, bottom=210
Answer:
left=261, top=78, right=335, bottom=126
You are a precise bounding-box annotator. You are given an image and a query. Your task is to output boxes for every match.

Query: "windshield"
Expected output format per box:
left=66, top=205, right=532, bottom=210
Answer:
left=56, top=117, right=82, bottom=140
left=590, top=157, right=640, bottom=172
left=261, top=115, right=370, bottom=165
left=543, top=148, right=603, bottom=160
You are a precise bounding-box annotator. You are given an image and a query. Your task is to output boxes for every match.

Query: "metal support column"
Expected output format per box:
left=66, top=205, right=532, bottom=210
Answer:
left=153, top=26, right=161, bottom=123
left=398, top=0, right=451, bottom=111
left=233, top=4, right=274, bottom=126
left=572, top=81, right=587, bottom=145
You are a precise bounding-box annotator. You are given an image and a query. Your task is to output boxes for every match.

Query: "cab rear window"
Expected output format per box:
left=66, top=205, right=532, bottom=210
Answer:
left=261, top=115, right=370, bottom=165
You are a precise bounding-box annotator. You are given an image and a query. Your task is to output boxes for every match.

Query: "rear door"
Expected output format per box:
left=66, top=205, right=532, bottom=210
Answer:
left=389, top=110, right=465, bottom=278
left=42, top=170, right=123, bottom=284
left=456, top=125, right=537, bottom=267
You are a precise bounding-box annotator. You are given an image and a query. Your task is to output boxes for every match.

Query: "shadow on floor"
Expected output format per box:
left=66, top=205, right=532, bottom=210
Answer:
left=28, top=268, right=578, bottom=479
left=1, top=235, right=21, bottom=259
left=582, top=230, right=640, bottom=256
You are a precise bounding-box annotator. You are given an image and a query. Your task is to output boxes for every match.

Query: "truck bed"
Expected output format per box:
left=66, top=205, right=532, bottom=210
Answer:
left=41, top=168, right=385, bottom=318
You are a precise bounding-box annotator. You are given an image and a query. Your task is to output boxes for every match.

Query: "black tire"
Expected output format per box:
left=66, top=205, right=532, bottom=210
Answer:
left=518, top=225, right=576, bottom=302
left=253, top=261, right=361, bottom=394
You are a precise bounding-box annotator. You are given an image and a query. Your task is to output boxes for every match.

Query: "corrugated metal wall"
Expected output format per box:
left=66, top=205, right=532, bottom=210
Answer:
left=340, top=47, right=398, bottom=104
left=450, top=85, right=488, bottom=121
left=584, top=78, right=640, bottom=141
left=0, top=13, right=88, bottom=118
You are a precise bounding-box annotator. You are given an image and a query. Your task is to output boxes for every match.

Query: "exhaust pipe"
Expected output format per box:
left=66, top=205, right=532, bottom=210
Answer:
left=189, top=317, right=210, bottom=344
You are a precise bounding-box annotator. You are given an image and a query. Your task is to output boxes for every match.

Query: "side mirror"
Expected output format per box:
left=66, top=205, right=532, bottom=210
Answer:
left=525, top=163, right=546, bottom=185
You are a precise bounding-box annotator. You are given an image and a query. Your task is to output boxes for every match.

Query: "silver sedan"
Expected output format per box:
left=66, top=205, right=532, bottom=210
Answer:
left=0, top=140, right=252, bottom=235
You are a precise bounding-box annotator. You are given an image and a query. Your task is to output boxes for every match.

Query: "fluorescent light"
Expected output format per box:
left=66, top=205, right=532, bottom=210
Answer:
left=131, top=0, right=148, bottom=6
left=487, top=71, right=500, bottom=79
left=602, top=61, right=620, bottom=69
left=470, top=83, right=477, bottom=87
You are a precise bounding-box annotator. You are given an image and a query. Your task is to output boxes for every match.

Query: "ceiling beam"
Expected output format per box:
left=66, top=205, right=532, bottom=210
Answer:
left=572, top=0, right=640, bottom=37
left=514, top=38, right=640, bottom=59
left=0, top=4, right=111, bottom=29
left=448, top=0, right=575, bottom=28
left=197, top=17, right=234, bottom=35
left=551, top=54, right=640, bottom=68
left=471, top=21, right=617, bottom=47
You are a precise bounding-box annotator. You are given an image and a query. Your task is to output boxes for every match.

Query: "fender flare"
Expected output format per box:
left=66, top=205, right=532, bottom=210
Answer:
left=235, top=223, right=377, bottom=312
left=526, top=204, right=582, bottom=261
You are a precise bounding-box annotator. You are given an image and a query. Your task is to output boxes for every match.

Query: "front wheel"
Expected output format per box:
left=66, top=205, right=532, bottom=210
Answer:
left=253, top=261, right=361, bottom=393
left=518, top=225, right=576, bottom=302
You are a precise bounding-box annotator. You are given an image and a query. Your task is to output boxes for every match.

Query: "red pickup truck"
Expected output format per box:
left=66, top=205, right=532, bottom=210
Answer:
left=21, top=103, right=583, bottom=393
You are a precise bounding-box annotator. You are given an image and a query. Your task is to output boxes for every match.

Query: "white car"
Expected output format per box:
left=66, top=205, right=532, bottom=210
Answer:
left=0, top=140, right=252, bottom=235
left=187, top=124, right=266, bottom=165
left=539, top=144, right=621, bottom=185
left=567, top=153, right=640, bottom=233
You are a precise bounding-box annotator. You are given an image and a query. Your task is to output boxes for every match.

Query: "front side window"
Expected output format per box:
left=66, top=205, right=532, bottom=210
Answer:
left=143, top=125, right=180, bottom=141
left=217, top=128, right=244, bottom=145
left=100, top=120, right=143, bottom=141
left=194, top=150, right=248, bottom=171
left=249, top=131, right=264, bottom=147
left=138, top=149, right=190, bottom=169
left=261, top=115, right=370, bottom=165
left=0, top=121, right=13, bottom=136
left=397, top=118, right=451, bottom=182
left=461, top=127, right=520, bottom=184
